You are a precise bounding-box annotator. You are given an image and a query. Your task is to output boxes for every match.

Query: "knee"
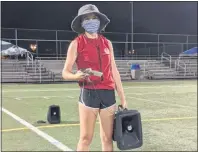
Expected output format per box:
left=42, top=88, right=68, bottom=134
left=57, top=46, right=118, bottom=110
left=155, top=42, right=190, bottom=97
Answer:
left=101, top=134, right=113, bottom=145
left=79, top=135, right=92, bottom=146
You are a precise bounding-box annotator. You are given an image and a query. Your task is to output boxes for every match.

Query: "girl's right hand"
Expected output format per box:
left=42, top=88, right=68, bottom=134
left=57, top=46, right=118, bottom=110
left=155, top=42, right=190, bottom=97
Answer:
left=74, top=70, right=89, bottom=80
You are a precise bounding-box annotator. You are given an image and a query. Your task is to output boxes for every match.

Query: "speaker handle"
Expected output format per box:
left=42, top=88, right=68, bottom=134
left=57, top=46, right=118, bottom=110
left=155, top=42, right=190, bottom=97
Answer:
left=118, top=105, right=128, bottom=111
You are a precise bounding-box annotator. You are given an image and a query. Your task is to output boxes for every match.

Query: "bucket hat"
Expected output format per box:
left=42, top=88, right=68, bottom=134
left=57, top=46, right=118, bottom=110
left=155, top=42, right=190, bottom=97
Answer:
left=71, top=4, right=110, bottom=33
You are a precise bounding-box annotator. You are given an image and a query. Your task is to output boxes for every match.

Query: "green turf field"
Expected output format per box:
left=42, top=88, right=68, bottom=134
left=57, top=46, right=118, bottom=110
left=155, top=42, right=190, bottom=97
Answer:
left=1, top=80, right=197, bottom=151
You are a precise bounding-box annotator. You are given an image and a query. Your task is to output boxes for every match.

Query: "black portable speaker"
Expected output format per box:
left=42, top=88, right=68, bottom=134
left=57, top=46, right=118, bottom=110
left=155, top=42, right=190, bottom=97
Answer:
left=47, top=105, right=61, bottom=124
left=113, top=105, right=143, bottom=150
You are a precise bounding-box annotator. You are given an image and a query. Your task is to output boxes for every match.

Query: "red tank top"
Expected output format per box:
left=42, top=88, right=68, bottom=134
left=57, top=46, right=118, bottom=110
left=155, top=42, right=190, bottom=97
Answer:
left=75, top=34, right=115, bottom=90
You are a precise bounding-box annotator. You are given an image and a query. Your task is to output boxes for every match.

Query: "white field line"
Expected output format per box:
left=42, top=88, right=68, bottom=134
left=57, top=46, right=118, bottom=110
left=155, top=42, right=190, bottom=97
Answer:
left=67, top=96, right=75, bottom=99
left=1, top=107, right=73, bottom=151
left=3, top=91, right=196, bottom=100
left=3, top=96, right=76, bottom=100
left=43, top=96, right=50, bottom=99
left=15, top=98, right=21, bottom=100
left=128, top=96, right=196, bottom=109
left=2, top=85, right=196, bottom=93
left=3, top=88, right=80, bottom=93
left=123, top=85, right=196, bottom=90
left=125, top=91, right=196, bottom=95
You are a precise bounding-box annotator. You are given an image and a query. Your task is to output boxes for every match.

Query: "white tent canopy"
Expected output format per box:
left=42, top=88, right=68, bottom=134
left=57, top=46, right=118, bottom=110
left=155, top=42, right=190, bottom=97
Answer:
left=1, top=40, right=29, bottom=56
left=2, top=41, right=12, bottom=45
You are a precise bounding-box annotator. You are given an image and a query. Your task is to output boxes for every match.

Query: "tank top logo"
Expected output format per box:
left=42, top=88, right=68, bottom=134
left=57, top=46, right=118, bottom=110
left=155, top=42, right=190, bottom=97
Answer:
left=104, top=48, right=110, bottom=54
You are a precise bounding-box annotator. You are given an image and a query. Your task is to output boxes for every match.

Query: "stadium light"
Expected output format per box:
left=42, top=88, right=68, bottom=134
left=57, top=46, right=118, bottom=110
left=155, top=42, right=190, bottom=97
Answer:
left=30, top=44, right=37, bottom=52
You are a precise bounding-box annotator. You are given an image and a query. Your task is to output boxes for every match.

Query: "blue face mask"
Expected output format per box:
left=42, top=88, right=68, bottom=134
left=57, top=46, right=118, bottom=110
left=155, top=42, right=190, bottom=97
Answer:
left=81, top=19, right=100, bottom=34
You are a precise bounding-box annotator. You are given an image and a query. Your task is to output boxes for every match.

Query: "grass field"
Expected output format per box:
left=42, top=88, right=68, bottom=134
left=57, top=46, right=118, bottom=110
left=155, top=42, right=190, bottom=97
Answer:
left=1, top=80, right=197, bottom=151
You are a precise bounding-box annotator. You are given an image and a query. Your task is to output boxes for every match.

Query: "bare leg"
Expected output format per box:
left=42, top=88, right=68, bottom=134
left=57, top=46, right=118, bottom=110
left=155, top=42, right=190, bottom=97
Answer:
left=77, top=103, right=99, bottom=151
left=99, top=104, right=116, bottom=151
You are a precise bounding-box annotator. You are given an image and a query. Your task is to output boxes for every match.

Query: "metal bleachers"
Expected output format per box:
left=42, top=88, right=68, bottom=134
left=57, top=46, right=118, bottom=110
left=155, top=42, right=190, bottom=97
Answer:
left=39, top=60, right=78, bottom=81
left=1, top=56, right=197, bottom=83
left=1, top=60, right=29, bottom=82
left=175, top=57, right=197, bottom=78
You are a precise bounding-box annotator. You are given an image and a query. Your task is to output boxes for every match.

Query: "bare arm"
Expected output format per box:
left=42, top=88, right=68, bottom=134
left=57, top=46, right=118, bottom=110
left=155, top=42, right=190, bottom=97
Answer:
left=108, top=40, right=127, bottom=107
left=62, top=40, right=84, bottom=80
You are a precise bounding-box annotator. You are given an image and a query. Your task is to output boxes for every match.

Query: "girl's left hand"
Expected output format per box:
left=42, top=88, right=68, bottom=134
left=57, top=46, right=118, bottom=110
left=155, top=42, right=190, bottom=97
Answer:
left=121, top=101, right=128, bottom=109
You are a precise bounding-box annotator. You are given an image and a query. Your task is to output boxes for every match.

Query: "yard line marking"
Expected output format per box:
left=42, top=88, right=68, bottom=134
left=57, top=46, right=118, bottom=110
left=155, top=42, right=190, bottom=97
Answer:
left=125, top=90, right=196, bottom=95
left=2, top=123, right=81, bottom=132
left=15, top=98, right=21, bottom=100
left=128, top=96, right=196, bottom=109
left=142, top=116, right=197, bottom=122
left=2, top=127, right=28, bottom=132
left=123, top=85, right=196, bottom=90
left=1, top=107, right=73, bottom=151
left=2, top=89, right=196, bottom=100
left=3, top=88, right=80, bottom=93
left=2, top=116, right=197, bottom=133
left=67, top=96, right=74, bottom=99
left=2, top=85, right=196, bottom=93
left=3, top=96, right=77, bottom=99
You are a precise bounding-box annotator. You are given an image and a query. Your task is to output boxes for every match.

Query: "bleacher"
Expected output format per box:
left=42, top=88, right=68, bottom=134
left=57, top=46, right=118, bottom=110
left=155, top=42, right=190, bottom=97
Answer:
left=1, top=59, right=55, bottom=83
left=116, top=59, right=180, bottom=80
left=39, top=58, right=197, bottom=81
left=1, top=60, right=28, bottom=82
left=40, top=60, right=78, bottom=81
left=175, top=57, right=197, bottom=77
left=175, top=47, right=197, bottom=77
left=1, top=54, right=197, bottom=83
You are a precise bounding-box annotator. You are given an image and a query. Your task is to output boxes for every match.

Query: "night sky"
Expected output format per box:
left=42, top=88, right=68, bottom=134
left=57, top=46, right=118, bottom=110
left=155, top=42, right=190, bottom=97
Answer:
left=1, top=1, right=197, bottom=57
left=1, top=1, right=197, bottom=34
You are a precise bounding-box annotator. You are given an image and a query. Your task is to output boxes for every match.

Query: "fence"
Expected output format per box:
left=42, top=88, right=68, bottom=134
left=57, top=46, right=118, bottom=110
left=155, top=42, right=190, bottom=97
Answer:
left=1, top=28, right=197, bottom=59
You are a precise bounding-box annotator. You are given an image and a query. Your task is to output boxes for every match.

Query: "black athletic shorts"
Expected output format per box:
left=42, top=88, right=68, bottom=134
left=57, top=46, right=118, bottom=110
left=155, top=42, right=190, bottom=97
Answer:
left=79, top=88, right=116, bottom=109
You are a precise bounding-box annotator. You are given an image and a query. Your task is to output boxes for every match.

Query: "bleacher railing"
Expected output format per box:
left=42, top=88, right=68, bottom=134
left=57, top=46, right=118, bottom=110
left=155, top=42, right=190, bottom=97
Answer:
left=161, top=52, right=172, bottom=68
left=34, top=59, right=42, bottom=83
left=26, top=51, right=34, bottom=67
left=1, top=27, right=197, bottom=59
left=175, top=59, right=187, bottom=76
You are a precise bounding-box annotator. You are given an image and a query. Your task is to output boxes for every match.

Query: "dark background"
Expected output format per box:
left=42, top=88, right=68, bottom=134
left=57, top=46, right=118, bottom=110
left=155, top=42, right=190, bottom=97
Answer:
left=2, top=1, right=197, bottom=34
left=1, top=1, right=197, bottom=57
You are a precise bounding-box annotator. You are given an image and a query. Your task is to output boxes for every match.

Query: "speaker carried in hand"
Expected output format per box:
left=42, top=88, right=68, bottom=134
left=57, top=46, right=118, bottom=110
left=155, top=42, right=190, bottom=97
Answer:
left=113, top=105, right=143, bottom=150
left=47, top=105, right=61, bottom=124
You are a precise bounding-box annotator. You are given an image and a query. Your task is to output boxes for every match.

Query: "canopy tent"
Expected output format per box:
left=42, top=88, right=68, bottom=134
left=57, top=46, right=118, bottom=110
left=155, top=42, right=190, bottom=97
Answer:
left=1, top=41, right=14, bottom=50
left=1, top=40, right=29, bottom=56
left=179, top=47, right=198, bottom=57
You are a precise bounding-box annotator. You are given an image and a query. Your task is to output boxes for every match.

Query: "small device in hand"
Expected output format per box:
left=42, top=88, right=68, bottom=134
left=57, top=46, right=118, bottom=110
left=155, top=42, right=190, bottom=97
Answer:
left=80, top=68, right=103, bottom=77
